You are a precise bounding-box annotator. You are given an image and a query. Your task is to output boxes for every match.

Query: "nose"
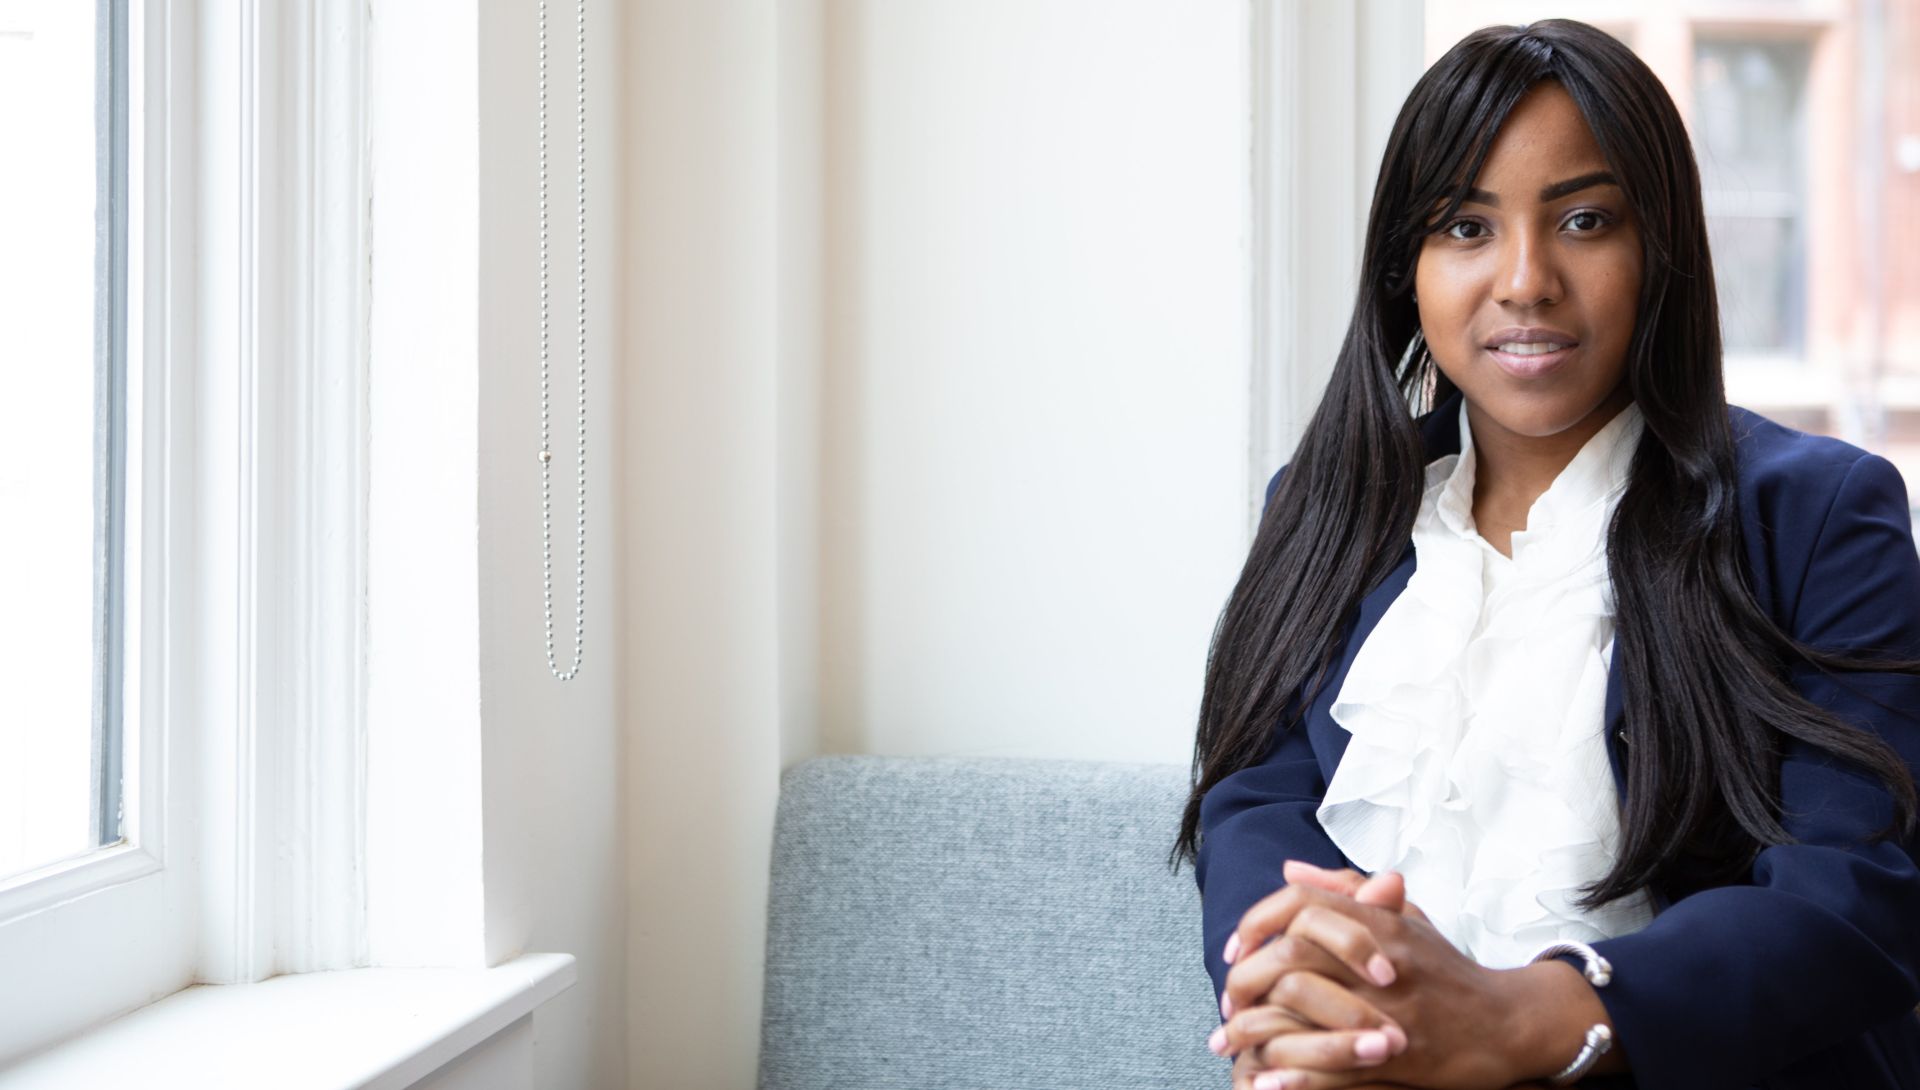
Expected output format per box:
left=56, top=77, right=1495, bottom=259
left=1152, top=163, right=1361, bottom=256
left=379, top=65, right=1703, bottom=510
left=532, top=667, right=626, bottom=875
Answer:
left=1495, top=227, right=1562, bottom=309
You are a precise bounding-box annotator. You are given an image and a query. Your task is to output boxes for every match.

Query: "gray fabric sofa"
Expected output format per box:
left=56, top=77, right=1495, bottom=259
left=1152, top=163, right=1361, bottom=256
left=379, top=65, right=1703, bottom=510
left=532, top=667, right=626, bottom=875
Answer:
left=757, top=755, right=1226, bottom=1089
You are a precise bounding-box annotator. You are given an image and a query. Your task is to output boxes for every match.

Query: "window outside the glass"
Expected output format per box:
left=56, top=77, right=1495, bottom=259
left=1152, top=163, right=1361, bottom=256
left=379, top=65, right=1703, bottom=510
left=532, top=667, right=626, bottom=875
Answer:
left=0, top=0, right=127, bottom=882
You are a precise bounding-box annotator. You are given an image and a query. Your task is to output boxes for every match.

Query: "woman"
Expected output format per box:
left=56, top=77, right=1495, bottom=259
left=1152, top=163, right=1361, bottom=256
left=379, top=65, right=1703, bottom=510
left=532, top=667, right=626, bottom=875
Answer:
left=1174, top=19, right=1920, bottom=1090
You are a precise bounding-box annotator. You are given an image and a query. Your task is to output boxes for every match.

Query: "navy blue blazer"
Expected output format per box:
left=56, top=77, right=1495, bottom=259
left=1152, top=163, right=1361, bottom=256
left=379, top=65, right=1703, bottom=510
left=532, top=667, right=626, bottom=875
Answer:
left=1194, top=398, right=1920, bottom=1090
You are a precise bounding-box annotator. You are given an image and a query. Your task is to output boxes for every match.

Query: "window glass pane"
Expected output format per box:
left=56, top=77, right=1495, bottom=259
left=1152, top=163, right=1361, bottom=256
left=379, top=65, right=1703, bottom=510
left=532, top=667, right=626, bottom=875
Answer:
left=1425, top=1, right=1920, bottom=530
left=0, top=0, right=123, bottom=880
left=1695, top=37, right=1809, bottom=357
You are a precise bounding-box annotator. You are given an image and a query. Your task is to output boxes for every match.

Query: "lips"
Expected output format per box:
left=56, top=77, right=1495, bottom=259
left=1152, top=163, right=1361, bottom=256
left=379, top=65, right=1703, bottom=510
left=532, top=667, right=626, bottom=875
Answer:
left=1484, top=326, right=1579, bottom=378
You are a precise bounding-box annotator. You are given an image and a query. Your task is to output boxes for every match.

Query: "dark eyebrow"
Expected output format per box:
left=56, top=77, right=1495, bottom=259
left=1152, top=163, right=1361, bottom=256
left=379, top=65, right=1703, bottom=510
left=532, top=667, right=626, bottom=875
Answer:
left=1462, top=171, right=1622, bottom=208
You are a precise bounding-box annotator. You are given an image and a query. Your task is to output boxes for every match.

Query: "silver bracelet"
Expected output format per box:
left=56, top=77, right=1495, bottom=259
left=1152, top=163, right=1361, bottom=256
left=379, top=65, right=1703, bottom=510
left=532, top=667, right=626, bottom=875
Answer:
left=1545, top=1023, right=1614, bottom=1085
left=1531, top=940, right=1613, bottom=986
left=1529, top=941, right=1615, bottom=1085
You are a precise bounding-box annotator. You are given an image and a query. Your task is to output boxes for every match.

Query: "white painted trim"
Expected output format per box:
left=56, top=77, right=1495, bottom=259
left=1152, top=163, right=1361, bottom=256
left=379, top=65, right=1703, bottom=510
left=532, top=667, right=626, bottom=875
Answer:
left=279, top=0, right=372, bottom=977
left=0, top=953, right=576, bottom=1090
left=0, top=845, right=163, bottom=925
left=191, top=0, right=263, bottom=984
left=1247, top=0, right=1424, bottom=530
left=196, top=0, right=371, bottom=984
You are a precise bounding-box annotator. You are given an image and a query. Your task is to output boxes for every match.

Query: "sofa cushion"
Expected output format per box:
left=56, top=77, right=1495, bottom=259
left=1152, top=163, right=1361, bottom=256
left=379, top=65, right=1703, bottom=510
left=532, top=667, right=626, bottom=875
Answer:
left=758, top=755, right=1225, bottom=1089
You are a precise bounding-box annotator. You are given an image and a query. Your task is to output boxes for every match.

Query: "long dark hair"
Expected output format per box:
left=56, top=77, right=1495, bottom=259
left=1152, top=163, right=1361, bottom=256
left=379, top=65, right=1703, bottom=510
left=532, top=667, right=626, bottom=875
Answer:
left=1173, top=19, right=1917, bottom=907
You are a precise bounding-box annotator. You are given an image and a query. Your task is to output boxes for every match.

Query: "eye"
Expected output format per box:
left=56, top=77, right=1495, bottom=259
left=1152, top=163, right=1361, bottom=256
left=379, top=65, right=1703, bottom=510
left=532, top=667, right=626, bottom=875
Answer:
left=1441, top=218, right=1488, bottom=241
left=1565, top=209, right=1612, bottom=233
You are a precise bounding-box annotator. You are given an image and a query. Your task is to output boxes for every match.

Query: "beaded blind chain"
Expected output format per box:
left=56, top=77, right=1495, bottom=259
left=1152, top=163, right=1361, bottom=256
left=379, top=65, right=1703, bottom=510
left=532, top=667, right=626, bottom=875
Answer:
left=538, top=0, right=587, bottom=680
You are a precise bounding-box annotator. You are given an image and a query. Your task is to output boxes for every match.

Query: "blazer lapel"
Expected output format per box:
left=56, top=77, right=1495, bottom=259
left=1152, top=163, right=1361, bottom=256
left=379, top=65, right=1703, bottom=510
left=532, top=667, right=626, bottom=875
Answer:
left=1305, top=544, right=1417, bottom=785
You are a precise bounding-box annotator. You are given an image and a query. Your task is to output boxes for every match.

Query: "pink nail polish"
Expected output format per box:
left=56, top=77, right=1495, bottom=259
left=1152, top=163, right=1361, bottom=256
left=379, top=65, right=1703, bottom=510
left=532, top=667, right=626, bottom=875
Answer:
left=1220, top=991, right=1234, bottom=1019
left=1224, top=932, right=1241, bottom=963
left=1368, top=953, right=1397, bottom=987
left=1253, top=1071, right=1293, bottom=1090
left=1208, top=1026, right=1228, bottom=1056
left=1384, top=1023, right=1408, bottom=1053
left=1354, top=1031, right=1390, bottom=1063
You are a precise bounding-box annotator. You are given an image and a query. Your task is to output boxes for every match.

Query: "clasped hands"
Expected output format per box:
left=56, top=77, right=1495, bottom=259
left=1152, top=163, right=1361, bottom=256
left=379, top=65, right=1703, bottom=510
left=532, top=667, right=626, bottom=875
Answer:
left=1211, top=860, right=1571, bottom=1090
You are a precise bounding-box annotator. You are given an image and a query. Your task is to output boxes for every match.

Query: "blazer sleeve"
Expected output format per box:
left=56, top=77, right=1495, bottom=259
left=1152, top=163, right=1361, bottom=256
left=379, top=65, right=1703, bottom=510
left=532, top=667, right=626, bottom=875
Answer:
left=1194, top=466, right=1354, bottom=1007
left=1588, top=453, right=1920, bottom=1090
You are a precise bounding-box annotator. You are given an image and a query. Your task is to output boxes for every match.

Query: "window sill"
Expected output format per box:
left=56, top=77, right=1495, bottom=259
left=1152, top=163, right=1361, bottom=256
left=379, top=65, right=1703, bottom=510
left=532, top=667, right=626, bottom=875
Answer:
left=0, top=952, right=575, bottom=1090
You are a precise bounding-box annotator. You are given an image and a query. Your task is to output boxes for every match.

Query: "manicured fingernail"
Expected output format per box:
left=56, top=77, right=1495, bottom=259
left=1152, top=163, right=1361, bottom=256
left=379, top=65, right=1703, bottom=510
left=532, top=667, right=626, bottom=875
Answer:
left=1252, top=1071, right=1295, bottom=1090
left=1384, top=1023, right=1408, bottom=1053
left=1355, top=1031, right=1390, bottom=1063
left=1224, top=932, right=1241, bottom=963
left=1369, top=953, right=1396, bottom=987
left=1220, top=991, right=1234, bottom=1019
left=1208, top=1026, right=1228, bottom=1056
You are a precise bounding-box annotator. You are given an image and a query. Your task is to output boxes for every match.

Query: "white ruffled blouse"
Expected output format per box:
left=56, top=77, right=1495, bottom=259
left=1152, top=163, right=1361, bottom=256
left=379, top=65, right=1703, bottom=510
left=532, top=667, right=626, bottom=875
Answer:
left=1314, top=401, right=1655, bottom=969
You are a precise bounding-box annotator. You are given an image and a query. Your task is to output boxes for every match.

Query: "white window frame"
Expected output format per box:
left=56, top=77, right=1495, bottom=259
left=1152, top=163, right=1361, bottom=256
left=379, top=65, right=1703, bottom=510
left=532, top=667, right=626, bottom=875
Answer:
left=1248, top=0, right=1424, bottom=530
left=0, top=0, right=370, bottom=1061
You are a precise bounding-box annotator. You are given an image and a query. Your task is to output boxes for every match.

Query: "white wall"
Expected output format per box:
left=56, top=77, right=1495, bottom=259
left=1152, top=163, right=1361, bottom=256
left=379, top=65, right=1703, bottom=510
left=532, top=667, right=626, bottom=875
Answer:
left=620, top=2, right=1254, bottom=1086
left=622, top=6, right=783, bottom=1090
left=475, top=2, right=629, bottom=1089
left=368, top=1, right=628, bottom=1088
left=816, top=1, right=1253, bottom=763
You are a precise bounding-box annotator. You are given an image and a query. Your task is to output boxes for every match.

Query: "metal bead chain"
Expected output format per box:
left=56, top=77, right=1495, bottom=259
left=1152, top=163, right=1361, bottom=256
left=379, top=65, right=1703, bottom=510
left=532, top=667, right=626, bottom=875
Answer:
left=538, top=0, right=587, bottom=681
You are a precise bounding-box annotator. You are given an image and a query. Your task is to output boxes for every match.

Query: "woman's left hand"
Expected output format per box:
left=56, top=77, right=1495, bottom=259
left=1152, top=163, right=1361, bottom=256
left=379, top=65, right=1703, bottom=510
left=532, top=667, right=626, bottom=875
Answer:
left=1234, top=1043, right=1556, bottom=1090
left=1222, top=869, right=1552, bottom=1090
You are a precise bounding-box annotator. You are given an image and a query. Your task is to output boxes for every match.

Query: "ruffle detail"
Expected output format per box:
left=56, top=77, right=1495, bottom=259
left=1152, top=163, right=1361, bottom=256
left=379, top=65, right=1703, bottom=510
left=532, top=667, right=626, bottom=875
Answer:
left=1315, top=403, right=1654, bottom=969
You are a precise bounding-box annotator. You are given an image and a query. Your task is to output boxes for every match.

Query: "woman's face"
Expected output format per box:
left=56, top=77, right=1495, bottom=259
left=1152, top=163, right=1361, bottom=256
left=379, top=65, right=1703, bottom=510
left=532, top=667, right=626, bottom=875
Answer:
left=1413, top=81, right=1642, bottom=447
